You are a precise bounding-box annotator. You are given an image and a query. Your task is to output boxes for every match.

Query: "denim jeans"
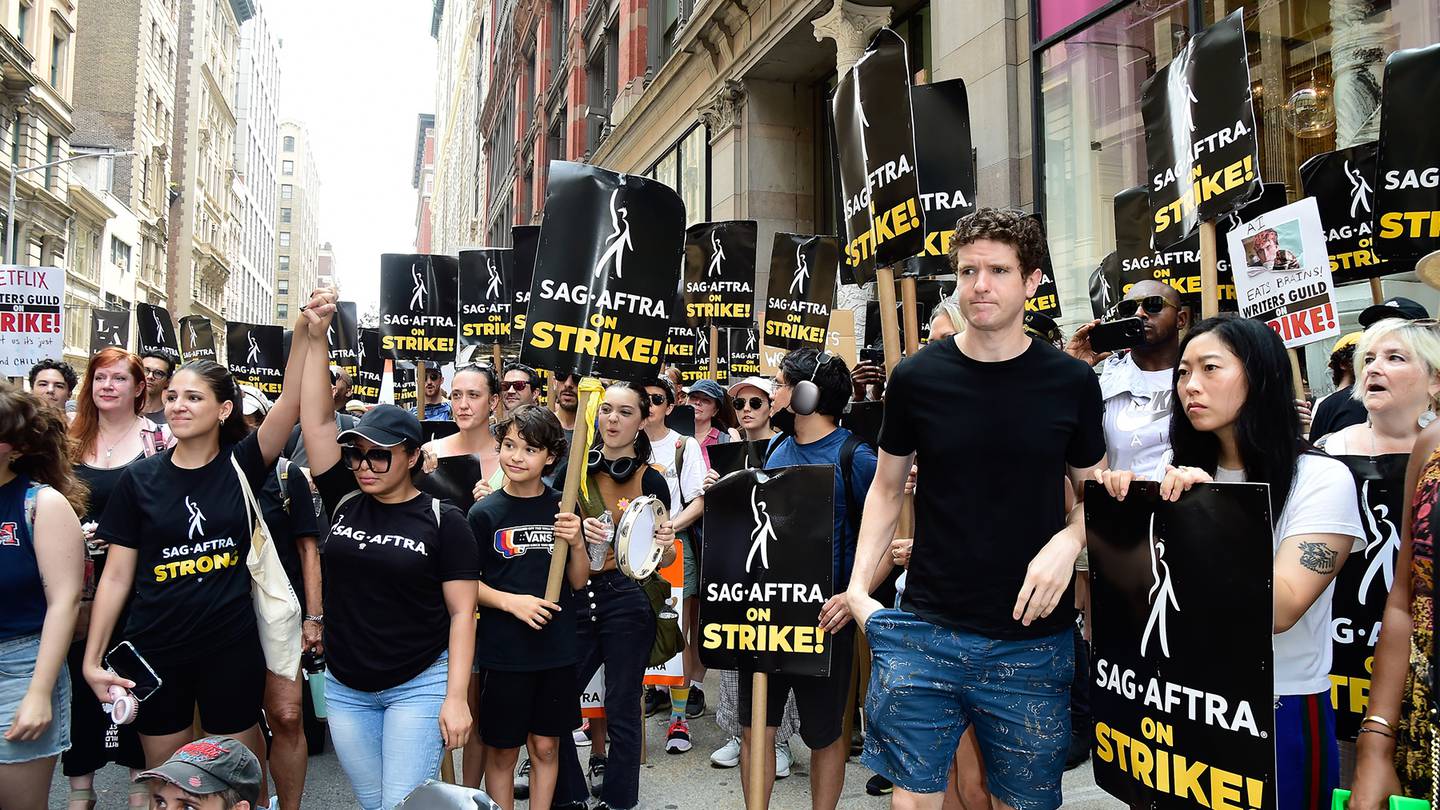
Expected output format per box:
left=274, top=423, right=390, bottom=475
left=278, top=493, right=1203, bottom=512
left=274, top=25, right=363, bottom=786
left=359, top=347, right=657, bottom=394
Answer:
left=326, top=653, right=449, bottom=810
left=555, top=570, right=655, bottom=810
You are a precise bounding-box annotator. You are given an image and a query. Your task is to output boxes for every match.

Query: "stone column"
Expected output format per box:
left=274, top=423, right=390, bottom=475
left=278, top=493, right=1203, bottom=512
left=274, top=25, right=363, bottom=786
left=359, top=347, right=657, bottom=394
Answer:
left=697, top=80, right=746, bottom=221
left=813, top=0, right=891, bottom=345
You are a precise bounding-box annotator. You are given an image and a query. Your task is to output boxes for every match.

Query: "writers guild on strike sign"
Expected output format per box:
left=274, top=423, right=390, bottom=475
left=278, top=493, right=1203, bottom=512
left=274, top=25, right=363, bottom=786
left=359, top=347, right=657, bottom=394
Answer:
left=0, top=264, right=63, bottom=376
left=379, top=253, right=459, bottom=363
left=225, top=322, right=285, bottom=396
left=683, top=220, right=757, bottom=327
left=1140, top=10, right=1262, bottom=250
left=1226, top=197, right=1342, bottom=350
left=1372, top=43, right=1440, bottom=263
left=1084, top=481, right=1276, bottom=810
left=699, top=465, right=833, bottom=676
left=1326, top=454, right=1407, bottom=740
left=459, top=247, right=513, bottom=347
left=520, top=161, right=685, bottom=379
left=763, top=233, right=839, bottom=352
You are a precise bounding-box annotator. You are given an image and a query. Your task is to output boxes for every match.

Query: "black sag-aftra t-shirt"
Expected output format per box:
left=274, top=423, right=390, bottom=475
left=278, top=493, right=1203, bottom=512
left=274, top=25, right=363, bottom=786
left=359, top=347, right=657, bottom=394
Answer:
left=314, top=463, right=480, bottom=692
left=99, top=433, right=272, bottom=663
left=468, top=486, right=578, bottom=671
left=879, top=337, right=1105, bottom=640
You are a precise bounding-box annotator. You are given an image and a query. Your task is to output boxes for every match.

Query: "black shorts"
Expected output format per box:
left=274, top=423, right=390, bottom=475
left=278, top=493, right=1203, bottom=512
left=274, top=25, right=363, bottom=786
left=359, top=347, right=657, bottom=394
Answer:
left=480, top=665, right=579, bottom=749
left=132, top=630, right=266, bottom=737
left=738, top=625, right=855, bottom=749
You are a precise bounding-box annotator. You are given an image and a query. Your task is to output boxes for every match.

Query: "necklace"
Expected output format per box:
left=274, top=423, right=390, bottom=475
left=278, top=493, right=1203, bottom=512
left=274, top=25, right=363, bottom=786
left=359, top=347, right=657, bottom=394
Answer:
left=98, top=415, right=141, bottom=464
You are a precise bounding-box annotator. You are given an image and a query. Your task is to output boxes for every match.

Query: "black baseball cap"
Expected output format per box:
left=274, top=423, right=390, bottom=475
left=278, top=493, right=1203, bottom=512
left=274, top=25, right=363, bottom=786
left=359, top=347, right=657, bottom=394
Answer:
left=1359, top=296, right=1429, bottom=327
left=136, top=736, right=262, bottom=805
left=337, top=403, right=423, bottom=447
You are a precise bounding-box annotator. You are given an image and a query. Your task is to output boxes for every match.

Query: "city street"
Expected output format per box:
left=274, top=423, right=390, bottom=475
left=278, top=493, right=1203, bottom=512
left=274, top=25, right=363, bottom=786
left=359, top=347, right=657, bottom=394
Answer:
left=51, top=710, right=1120, bottom=809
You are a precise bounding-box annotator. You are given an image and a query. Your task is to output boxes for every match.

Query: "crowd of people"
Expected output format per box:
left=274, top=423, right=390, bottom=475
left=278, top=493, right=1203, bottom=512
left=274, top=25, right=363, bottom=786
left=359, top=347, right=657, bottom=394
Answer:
left=0, top=207, right=1434, bottom=810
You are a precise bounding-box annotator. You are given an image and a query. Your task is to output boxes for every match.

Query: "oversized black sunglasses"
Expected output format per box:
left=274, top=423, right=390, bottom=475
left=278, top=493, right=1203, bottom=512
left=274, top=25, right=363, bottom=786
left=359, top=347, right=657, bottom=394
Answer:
left=341, top=444, right=395, bottom=474
left=1116, top=295, right=1178, bottom=318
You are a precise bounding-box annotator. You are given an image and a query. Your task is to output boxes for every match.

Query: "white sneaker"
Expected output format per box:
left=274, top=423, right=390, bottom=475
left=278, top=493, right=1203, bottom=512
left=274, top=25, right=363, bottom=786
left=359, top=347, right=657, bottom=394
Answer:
left=516, top=755, right=531, bottom=790
left=774, top=740, right=792, bottom=779
left=573, top=718, right=591, bottom=746
left=710, top=735, right=741, bottom=768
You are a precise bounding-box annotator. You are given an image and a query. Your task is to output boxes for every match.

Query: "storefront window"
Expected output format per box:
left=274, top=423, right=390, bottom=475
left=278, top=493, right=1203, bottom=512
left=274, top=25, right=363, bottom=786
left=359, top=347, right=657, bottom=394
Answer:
left=679, top=125, right=708, bottom=226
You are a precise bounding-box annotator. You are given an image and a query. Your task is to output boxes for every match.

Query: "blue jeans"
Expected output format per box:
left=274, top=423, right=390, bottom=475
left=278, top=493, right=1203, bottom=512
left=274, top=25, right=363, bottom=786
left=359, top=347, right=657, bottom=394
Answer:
left=861, top=609, right=1073, bottom=809
left=0, top=633, right=70, bottom=764
left=326, top=654, right=449, bottom=810
left=555, top=570, right=655, bottom=810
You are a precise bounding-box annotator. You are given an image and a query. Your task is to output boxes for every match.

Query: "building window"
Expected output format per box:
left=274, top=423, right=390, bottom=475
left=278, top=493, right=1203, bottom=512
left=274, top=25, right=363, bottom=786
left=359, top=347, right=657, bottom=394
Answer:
left=277, top=303, right=287, bottom=320
left=11, top=113, right=21, bottom=168
left=277, top=279, right=288, bottom=294
left=279, top=232, right=290, bottom=247
left=50, top=35, right=64, bottom=89
left=44, top=136, right=57, bottom=188
left=523, top=49, right=537, bottom=128
left=644, top=123, right=709, bottom=226
left=280, top=207, right=292, bottom=223
left=281, top=184, right=293, bottom=199
left=279, top=255, right=289, bottom=272
left=282, top=159, right=293, bottom=175
left=550, top=0, right=567, bottom=80
left=651, top=0, right=690, bottom=66
left=111, top=237, right=132, bottom=272
left=283, top=135, right=294, bottom=151
left=17, top=3, right=29, bottom=45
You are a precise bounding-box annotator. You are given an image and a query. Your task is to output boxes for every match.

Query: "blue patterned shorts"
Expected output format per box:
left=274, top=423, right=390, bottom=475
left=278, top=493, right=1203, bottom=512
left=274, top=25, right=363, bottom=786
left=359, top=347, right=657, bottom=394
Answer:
left=861, top=609, right=1073, bottom=809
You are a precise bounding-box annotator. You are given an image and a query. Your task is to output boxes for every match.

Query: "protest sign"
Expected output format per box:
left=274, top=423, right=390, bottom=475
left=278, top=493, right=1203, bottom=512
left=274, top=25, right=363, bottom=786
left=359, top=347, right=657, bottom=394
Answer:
left=225, top=321, right=285, bottom=396
left=765, top=309, right=857, bottom=376
left=391, top=361, right=418, bottom=411
left=684, top=221, right=757, bottom=327
left=833, top=28, right=925, bottom=283
left=901, top=78, right=974, bottom=279
left=1024, top=250, right=1063, bottom=320
left=1140, top=10, right=1261, bottom=250
left=762, top=233, right=839, bottom=352
left=707, top=440, right=772, bottom=477
left=415, top=454, right=484, bottom=514
left=178, top=316, right=216, bottom=363
left=1090, top=253, right=1123, bottom=321
left=90, top=308, right=129, bottom=355
left=0, top=265, right=62, bottom=376
left=700, top=465, right=835, bottom=675
left=1085, top=481, right=1275, bottom=810
left=1327, top=454, right=1408, bottom=740
left=864, top=279, right=955, bottom=347
left=509, top=225, right=539, bottom=343
left=459, top=248, right=513, bottom=347
left=353, top=327, right=384, bottom=404
left=136, top=302, right=179, bottom=364
left=691, top=326, right=728, bottom=384
left=664, top=324, right=698, bottom=369
left=519, top=161, right=684, bottom=379
left=644, top=544, right=689, bottom=688
left=1372, top=43, right=1440, bottom=265
left=728, top=326, right=760, bottom=379
left=380, top=253, right=459, bottom=363
left=1227, top=197, right=1340, bottom=349
left=329, top=301, right=359, bottom=379
left=1299, top=143, right=1389, bottom=284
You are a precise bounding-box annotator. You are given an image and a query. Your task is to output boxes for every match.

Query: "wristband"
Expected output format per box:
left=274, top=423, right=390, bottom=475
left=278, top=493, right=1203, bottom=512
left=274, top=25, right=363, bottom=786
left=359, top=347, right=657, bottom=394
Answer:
left=1357, top=726, right=1394, bottom=739
left=304, top=615, right=324, bottom=623
left=1361, top=714, right=1394, bottom=731
left=1074, top=548, right=1090, bottom=573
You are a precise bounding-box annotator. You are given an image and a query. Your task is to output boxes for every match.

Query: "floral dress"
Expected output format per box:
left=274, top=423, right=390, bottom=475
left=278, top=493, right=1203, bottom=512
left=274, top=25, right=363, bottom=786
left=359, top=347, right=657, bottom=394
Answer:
left=1400, top=443, right=1437, bottom=799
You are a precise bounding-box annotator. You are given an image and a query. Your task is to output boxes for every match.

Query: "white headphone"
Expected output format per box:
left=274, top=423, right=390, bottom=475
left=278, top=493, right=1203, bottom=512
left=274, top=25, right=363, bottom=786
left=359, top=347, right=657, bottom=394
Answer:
left=790, top=351, right=837, bottom=416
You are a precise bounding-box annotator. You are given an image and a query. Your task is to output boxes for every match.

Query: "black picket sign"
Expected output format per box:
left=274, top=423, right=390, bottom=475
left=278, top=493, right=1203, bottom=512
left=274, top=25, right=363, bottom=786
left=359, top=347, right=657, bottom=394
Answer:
left=415, top=454, right=484, bottom=513
left=833, top=28, right=926, bottom=283
left=706, top=440, right=772, bottom=477
left=902, top=79, right=975, bottom=279
left=380, top=253, right=460, bottom=363
left=1085, top=481, right=1276, bottom=809
left=178, top=316, right=216, bottom=363
left=519, top=161, right=685, bottom=379
left=90, top=309, right=129, bottom=355
left=1299, top=143, right=1389, bottom=284
left=329, top=301, right=359, bottom=379
left=762, top=233, right=838, bottom=352
left=1024, top=216, right=1063, bottom=320
left=136, top=303, right=179, bottom=364
left=699, top=465, right=834, bottom=676
left=683, top=221, right=757, bottom=327
left=727, top=326, right=760, bottom=379
left=1089, top=253, right=1123, bottom=321
left=1372, top=43, right=1440, bottom=264
left=510, top=225, right=539, bottom=345
left=392, top=361, right=418, bottom=411
left=863, top=278, right=955, bottom=348
left=225, top=321, right=285, bottom=396
left=459, top=248, right=513, bottom=347
left=1140, top=10, right=1261, bottom=249
left=664, top=325, right=698, bottom=369
left=353, top=327, right=384, bottom=405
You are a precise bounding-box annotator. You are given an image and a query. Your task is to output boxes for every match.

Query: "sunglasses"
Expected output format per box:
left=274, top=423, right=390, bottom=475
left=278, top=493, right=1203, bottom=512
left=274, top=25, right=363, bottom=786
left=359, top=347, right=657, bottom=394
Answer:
left=425, top=372, right=443, bottom=381
left=647, top=393, right=667, bottom=406
left=501, top=380, right=531, bottom=392
left=341, top=444, right=396, bottom=474
left=733, top=396, right=767, bottom=411
left=1116, top=296, right=1178, bottom=318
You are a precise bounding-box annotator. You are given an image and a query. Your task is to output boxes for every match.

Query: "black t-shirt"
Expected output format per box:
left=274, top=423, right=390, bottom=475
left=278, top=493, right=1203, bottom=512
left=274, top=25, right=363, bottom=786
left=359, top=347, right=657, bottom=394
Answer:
left=259, top=458, right=321, bottom=607
left=314, top=463, right=480, bottom=692
left=1309, top=385, right=1368, bottom=440
left=879, top=337, right=1105, bottom=639
left=468, top=486, right=577, bottom=671
left=283, top=413, right=359, bottom=470
left=99, top=434, right=272, bottom=663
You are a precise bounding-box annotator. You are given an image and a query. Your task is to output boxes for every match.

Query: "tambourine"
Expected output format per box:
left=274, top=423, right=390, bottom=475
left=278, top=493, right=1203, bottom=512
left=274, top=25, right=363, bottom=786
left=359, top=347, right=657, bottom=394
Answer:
left=614, top=495, right=670, bottom=580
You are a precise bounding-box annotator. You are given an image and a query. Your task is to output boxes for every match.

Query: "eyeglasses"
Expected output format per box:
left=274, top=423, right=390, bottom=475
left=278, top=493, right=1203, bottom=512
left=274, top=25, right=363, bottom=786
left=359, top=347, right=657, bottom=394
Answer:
left=647, top=393, right=667, bottom=406
left=733, top=397, right=766, bottom=411
left=1116, top=296, right=1178, bottom=318
left=425, top=372, right=443, bottom=381
left=341, top=444, right=394, bottom=474
left=144, top=368, right=170, bottom=381
left=501, top=380, right=531, bottom=392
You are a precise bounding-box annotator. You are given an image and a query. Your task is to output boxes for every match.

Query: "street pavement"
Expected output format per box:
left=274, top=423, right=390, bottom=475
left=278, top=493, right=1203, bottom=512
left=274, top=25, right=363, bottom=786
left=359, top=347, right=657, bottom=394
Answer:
left=51, top=710, right=1122, bottom=808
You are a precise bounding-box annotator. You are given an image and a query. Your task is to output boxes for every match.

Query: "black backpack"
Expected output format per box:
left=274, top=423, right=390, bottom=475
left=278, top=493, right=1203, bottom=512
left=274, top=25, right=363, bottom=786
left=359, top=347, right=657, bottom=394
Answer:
left=763, top=431, right=869, bottom=541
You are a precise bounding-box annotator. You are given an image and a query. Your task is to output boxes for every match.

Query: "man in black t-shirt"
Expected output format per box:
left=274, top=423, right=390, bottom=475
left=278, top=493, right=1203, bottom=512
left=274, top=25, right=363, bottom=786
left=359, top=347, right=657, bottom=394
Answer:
left=847, top=209, right=1106, bottom=810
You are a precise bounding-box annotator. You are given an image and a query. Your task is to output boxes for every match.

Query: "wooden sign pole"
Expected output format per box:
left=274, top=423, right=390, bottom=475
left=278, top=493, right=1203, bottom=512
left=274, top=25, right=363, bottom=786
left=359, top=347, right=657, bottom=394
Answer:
left=491, top=344, right=506, bottom=420
left=416, top=360, right=427, bottom=421
left=746, top=672, right=769, bottom=810
left=899, top=277, right=920, bottom=355
left=545, top=381, right=595, bottom=602
left=1369, top=277, right=1384, bottom=306
left=708, top=324, right=720, bottom=379
left=1288, top=349, right=1306, bottom=401
left=1198, top=220, right=1220, bottom=321
left=875, top=266, right=903, bottom=373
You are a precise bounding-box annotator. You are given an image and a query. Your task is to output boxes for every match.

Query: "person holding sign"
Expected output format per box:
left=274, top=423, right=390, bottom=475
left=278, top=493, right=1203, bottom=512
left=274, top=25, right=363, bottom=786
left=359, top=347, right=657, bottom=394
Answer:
left=848, top=209, right=1106, bottom=810
left=422, top=364, right=503, bottom=494
left=553, top=373, right=581, bottom=444
left=501, top=363, right=543, bottom=413
left=551, top=381, right=676, bottom=810
left=1097, top=316, right=1363, bottom=810
left=737, top=347, right=876, bottom=810
left=297, top=304, right=479, bottom=810
left=468, top=405, right=587, bottom=810
left=82, top=294, right=323, bottom=774
left=417, top=367, right=453, bottom=421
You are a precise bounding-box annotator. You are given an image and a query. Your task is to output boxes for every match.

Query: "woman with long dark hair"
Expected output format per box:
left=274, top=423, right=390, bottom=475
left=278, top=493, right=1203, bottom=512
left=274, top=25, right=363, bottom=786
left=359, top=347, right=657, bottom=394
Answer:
left=552, top=381, right=676, bottom=810
left=1099, top=315, right=1363, bottom=809
left=0, top=384, right=86, bottom=810
left=83, top=299, right=323, bottom=769
left=63, top=348, right=169, bottom=809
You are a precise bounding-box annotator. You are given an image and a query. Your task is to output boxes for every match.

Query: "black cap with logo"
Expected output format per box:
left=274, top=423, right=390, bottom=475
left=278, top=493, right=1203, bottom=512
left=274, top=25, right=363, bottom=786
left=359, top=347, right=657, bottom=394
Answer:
left=1359, top=296, right=1429, bottom=328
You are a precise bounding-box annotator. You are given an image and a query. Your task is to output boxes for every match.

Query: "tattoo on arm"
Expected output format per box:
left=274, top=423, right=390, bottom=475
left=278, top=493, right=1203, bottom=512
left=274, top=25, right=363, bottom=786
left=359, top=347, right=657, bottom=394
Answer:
left=1297, top=541, right=1338, bottom=574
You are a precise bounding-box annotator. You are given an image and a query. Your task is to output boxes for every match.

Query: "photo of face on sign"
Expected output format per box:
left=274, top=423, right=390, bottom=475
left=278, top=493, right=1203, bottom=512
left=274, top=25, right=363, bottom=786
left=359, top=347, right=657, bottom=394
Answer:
left=1241, top=222, right=1303, bottom=277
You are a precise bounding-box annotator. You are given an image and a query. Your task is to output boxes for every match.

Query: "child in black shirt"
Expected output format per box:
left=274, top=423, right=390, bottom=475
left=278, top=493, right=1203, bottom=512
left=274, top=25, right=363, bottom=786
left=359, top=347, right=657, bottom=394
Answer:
left=469, top=405, right=589, bottom=808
